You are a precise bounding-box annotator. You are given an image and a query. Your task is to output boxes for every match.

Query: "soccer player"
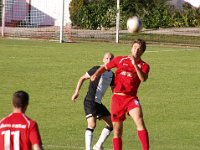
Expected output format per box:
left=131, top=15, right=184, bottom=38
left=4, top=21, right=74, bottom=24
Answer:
left=72, top=52, right=115, bottom=150
left=0, top=91, right=43, bottom=150
left=91, top=39, right=150, bottom=150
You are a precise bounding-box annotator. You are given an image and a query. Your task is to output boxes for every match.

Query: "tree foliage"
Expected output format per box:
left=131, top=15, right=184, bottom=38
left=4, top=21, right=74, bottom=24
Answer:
left=70, top=0, right=116, bottom=29
left=69, top=0, right=200, bottom=29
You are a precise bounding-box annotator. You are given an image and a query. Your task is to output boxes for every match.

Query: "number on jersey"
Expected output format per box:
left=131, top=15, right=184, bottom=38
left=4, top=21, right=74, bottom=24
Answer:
left=1, top=130, right=20, bottom=150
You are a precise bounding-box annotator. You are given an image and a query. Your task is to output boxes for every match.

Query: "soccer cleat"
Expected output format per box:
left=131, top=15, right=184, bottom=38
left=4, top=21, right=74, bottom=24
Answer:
left=93, top=144, right=104, bottom=150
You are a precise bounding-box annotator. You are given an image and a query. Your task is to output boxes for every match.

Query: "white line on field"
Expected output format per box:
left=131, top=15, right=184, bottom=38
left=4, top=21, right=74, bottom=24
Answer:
left=146, top=49, right=198, bottom=53
left=44, top=145, right=84, bottom=149
left=44, top=144, right=113, bottom=150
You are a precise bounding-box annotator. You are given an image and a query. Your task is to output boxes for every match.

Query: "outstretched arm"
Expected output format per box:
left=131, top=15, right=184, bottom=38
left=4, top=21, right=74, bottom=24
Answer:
left=71, top=73, right=90, bottom=102
left=90, top=66, right=107, bottom=81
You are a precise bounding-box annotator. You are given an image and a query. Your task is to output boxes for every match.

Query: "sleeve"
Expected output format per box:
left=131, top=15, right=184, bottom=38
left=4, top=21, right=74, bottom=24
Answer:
left=110, top=72, right=115, bottom=86
left=141, top=63, right=150, bottom=74
left=29, top=122, right=42, bottom=145
left=105, top=56, right=120, bottom=70
left=87, top=66, right=99, bottom=76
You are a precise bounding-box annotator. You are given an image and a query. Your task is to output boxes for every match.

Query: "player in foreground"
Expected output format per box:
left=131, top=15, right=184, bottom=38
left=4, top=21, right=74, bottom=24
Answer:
left=0, top=90, right=43, bottom=150
left=91, top=39, right=150, bottom=150
left=72, top=52, right=115, bottom=150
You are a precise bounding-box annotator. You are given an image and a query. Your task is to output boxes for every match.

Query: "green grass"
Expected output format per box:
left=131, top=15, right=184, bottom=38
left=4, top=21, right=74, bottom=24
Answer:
left=0, top=38, right=200, bottom=150
left=121, top=33, right=200, bottom=46
left=77, top=33, right=200, bottom=47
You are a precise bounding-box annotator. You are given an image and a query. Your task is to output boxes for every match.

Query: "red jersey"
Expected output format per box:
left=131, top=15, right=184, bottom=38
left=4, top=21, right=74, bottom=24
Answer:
left=106, top=56, right=150, bottom=96
left=0, top=113, right=42, bottom=150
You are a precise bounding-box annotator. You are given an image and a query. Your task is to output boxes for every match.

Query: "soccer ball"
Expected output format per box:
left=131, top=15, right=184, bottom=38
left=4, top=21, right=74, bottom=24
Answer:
left=127, top=16, right=142, bottom=33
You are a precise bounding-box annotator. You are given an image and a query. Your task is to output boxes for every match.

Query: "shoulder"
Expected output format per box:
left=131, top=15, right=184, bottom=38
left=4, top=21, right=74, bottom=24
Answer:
left=86, top=66, right=100, bottom=76
left=0, top=113, right=14, bottom=124
left=88, top=66, right=100, bottom=71
left=104, top=70, right=114, bottom=76
left=112, top=56, right=128, bottom=63
left=114, top=56, right=127, bottom=60
left=116, top=56, right=130, bottom=64
left=116, top=56, right=129, bottom=61
left=140, top=60, right=150, bottom=67
left=139, top=59, right=150, bottom=73
left=0, top=116, right=8, bottom=124
left=22, top=114, right=38, bottom=128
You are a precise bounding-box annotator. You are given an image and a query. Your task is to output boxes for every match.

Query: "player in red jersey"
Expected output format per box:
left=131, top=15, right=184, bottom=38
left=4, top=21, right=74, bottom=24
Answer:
left=91, top=39, right=150, bottom=150
left=0, top=91, right=43, bottom=150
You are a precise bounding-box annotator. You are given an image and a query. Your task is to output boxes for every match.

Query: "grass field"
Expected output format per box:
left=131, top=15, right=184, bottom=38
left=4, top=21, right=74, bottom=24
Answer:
left=0, top=38, right=200, bottom=150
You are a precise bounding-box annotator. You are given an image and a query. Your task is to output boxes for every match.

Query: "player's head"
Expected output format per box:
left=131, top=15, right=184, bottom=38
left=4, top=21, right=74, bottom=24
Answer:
left=103, top=52, right=114, bottom=64
left=12, top=91, right=29, bottom=111
left=131, top=39, right=146, bottom=59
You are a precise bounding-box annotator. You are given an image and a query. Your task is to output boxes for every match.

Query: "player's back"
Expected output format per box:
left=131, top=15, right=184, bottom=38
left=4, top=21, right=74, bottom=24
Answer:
left=0, top=113, right=39, bottom=150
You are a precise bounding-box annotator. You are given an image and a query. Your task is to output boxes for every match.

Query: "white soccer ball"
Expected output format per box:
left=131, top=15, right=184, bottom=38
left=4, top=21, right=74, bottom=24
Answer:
left=127, top=16, right=142, bottom=33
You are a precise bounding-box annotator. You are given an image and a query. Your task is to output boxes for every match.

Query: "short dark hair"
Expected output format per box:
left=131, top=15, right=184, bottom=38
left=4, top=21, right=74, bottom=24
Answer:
left=13, top=91, right=29, bottom=108
left=132, top=39, right=146, bottom=52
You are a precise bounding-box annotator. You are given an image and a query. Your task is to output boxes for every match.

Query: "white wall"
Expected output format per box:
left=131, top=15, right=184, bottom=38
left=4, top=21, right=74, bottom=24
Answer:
left=5, top=0, right=28, bottom=22
left=5, top=0, right=71, bottom=26
left=184, top=0, right=200, bottom=8
left=30, top=0, right=71, bottom=26
left=170, top=0, right=200, bottom=8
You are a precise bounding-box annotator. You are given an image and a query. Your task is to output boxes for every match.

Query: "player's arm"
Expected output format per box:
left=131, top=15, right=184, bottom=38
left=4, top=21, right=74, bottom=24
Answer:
left=129, top=56, right=148, bottom=82
left=33, top=144, right=43, bottom=150
left=90, top=66, right=107, bottom=81
left=134, top=63, right=148, bottom=82
left=71, top=73, right=90, bottom=102
left=110, top=72, right=115, bottom=92
left=30, top=122, right=43, bottom=150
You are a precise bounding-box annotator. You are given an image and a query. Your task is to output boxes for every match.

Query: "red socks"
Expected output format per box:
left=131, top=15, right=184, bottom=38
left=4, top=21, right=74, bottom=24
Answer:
left=112, top=130, right=149, bottom=150
left=138, top=130, right=149, bottom=150
left=112, top=138, right=122, bottom=150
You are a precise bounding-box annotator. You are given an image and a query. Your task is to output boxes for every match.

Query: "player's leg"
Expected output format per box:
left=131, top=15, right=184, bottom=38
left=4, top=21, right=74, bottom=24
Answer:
left=84, top=99, right=98, bottom=150
left=86, top=116, right=97, bottom=150
left=93, top=103, right=112, bottom=150
left=111, top=94, right=126, bottom=150
left=129, top=107, right=149, bottom=150
left=112, top=121, right=123, bottom=150
left=93, top=115, right=113, bottom=150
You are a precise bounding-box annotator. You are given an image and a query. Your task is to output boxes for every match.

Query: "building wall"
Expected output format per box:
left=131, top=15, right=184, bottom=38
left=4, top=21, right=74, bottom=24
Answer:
left=30, top=0, right=71, bottom=26
left=170, top=0, right=200, bottom=8
left=5, top=0, right=71, bottom=26
left=5, top=0, right=28, bottom=22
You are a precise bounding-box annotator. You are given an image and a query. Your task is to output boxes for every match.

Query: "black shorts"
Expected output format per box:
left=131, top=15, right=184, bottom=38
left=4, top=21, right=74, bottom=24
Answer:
left=84, top=98, right=110, bottom=119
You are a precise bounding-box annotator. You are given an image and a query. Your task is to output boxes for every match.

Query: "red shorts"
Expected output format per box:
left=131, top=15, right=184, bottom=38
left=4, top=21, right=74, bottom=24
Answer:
left=111, top=94, right=141, bottom=122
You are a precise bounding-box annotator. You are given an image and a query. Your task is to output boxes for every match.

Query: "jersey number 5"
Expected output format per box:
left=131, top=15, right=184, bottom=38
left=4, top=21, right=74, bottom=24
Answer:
left=1, top=130, right=20, bottom=150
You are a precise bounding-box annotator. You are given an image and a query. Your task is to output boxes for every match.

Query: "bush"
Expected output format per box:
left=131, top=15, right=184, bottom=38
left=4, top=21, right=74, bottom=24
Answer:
left=69, top=0, right=200, bottom=29
left=170, top=3, right=200, bottom=27
left=120, top=0, right=173, bottom=29
left=70, top=0, right=116, bottom=29
left=69, top=0, right=85, bottom=26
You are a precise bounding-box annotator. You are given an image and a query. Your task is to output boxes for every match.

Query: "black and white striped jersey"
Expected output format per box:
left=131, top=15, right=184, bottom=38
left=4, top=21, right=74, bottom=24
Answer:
left=85, top=66, right=114, bottom=104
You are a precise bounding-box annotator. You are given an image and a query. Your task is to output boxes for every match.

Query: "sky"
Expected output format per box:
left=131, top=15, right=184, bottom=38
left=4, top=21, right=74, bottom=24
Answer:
left=184, top=0, right=200, bottom=8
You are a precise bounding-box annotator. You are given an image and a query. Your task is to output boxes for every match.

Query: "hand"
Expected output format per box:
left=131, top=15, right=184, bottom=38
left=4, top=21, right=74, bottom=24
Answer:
left=128, top=55, right=136, bottom=66
left=90, top=74, right=97, bottom=81
left=71, top=92, right=79, bottom=102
